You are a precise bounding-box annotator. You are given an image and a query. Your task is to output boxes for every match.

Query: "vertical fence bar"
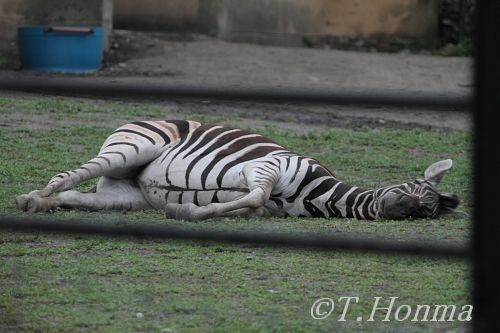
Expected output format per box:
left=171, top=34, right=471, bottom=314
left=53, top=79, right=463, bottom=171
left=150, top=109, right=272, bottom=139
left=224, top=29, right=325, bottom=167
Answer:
left=473, top=0, right=500, bottom=331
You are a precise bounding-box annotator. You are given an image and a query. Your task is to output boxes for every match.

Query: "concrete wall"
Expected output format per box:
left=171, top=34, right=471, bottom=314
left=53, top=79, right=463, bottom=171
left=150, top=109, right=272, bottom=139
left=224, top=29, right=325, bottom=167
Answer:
left=0, top=0, right=24, bottom=42
left=320, top=0, right=437, bottom=38
left=114, top=0, right=438, bottom=45
left=114, top=0, right=200, bottom=31
left=0, top=0, right=113, bottom=68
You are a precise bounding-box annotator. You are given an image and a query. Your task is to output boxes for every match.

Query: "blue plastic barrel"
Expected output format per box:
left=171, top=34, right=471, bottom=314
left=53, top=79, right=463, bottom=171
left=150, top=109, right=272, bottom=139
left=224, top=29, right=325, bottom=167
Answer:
left=18, top=26, right=104, bottom=73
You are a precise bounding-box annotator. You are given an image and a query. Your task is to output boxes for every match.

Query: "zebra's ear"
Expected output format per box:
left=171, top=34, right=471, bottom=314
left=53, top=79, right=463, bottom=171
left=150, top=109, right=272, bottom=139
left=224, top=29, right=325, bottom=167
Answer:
left=424, top=159, right=453, bottom=186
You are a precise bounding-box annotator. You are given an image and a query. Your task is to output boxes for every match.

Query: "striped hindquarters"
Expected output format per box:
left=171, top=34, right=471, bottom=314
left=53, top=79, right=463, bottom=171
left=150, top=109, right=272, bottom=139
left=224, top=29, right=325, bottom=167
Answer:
left=44, top=120, right=201, bottom=193
left=80, top=120, right=201, bottom=178
left=101, top=120, right=199, bottom=151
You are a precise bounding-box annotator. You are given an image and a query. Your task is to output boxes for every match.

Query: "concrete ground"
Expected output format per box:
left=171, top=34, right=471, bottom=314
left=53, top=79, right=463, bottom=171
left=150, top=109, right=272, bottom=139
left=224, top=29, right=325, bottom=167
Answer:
left=2, top=30, right=473, bottom=130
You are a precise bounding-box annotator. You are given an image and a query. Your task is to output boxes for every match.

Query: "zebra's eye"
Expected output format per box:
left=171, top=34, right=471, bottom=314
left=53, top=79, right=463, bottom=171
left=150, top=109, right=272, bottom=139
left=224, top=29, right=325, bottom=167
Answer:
left=416, top=187, right=440, bottom=212
left=379, top=192, right=420, bottom=219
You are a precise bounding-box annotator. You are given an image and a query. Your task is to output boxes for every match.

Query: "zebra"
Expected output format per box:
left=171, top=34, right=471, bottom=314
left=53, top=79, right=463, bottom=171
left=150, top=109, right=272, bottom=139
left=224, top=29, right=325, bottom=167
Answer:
left=15, top=120, right=461, bottom=220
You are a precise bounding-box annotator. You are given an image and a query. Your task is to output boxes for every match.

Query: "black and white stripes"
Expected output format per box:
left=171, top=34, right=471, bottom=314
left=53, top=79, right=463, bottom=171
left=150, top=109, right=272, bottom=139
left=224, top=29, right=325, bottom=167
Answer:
left=28, top=120, right=459, bottom=220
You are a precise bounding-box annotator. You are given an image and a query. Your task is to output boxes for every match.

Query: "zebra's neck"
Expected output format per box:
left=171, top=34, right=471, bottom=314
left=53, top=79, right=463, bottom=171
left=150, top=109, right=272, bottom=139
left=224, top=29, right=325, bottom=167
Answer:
left=302, top=177, right=378, bottom=220
left=327, top=182, right=378, bottom=220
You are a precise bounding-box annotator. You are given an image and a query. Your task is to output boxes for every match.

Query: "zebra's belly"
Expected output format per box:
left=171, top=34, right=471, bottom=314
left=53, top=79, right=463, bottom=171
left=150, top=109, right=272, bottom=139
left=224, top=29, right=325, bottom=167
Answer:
left=138, top=175, right=290, bottom=217
left=137, top=156, right=251, bottom=209
left=139, top=186, right=250, bottom=210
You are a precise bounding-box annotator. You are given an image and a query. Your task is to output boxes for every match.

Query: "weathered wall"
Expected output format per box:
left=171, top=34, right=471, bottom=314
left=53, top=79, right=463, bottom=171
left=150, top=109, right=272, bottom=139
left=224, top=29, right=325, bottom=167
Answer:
left=114, top=0, right=199, bottom=31
left=321, top=0, right=437, bottom=37
left=22, top=0, right=105, bottom=25
left=0, top=0, right=24, bottom=42
left=216, top=0, right=438, bottom=45
left=114, top=0, right=438, bottom=45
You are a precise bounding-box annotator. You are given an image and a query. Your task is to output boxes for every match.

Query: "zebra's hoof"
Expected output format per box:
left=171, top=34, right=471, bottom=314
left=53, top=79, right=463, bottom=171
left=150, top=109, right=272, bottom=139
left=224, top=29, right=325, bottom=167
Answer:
left=15, top=194, right=30, bottom=212
left=165, top=203, right=205, bottom=221
left=25, top=196, right=57, bottom=213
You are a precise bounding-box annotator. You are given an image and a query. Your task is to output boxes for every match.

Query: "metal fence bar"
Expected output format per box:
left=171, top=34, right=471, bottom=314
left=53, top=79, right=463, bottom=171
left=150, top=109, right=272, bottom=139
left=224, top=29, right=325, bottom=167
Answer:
left=0, top=76, right=470, bottom=109
left=0, top=216, right=468, bottom=258
left=473, top=0, right=500, bottom=331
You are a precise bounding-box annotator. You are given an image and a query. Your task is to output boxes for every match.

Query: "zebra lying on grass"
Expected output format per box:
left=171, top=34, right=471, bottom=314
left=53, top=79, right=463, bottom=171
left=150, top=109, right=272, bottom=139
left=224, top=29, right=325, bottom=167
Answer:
left=16, top=120, right=461, bottom=220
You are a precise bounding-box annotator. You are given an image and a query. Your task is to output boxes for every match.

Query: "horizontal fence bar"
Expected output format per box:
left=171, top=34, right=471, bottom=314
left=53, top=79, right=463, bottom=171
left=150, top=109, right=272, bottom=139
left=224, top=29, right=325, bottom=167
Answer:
left=0, top=216, right=468, bottom=258
left=0, top=76, right=470, bottom=109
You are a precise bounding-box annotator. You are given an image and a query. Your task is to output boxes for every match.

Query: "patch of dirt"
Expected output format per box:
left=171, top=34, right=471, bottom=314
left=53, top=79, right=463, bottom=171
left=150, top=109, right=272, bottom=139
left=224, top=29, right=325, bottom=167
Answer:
left=1, top=91, right=469, bottom=132
left=170, top=100, right=470, bottom=131
left=95, top=30, right=473, bottom=131
left=2, top=29, right=472, bottom=131
left=98, top=30, right=472, bottom=93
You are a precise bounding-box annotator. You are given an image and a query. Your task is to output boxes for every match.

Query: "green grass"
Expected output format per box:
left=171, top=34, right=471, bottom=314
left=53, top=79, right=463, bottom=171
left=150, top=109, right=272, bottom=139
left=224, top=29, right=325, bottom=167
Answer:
left=435, top=38, right=474, bottom=57
left=0, top=95, right=471, bottom=332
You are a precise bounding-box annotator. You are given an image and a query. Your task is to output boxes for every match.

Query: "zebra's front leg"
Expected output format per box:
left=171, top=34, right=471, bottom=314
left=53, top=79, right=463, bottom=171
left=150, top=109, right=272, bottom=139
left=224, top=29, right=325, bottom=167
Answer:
left=165, top=161, right=280, bottom=220
left=166, top=187, right=269, bottom=220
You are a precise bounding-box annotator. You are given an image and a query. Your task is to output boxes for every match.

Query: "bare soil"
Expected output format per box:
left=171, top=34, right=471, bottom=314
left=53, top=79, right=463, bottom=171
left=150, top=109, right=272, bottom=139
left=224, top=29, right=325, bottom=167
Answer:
left=2, top=30, right=473, bottom=131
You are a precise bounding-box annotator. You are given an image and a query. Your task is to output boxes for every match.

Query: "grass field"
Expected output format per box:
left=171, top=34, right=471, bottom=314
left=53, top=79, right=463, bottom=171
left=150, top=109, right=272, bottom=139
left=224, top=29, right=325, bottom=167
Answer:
left=0, top=94, right=471, bottom=332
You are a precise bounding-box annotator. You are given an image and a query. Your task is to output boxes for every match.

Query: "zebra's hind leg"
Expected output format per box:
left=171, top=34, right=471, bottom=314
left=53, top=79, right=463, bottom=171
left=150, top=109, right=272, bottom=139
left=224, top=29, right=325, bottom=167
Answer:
left=15, top=123, right=171, bottom=212
left=165, top=161, right=280, bottom=221
left=19, top=177, right=152, bottom=213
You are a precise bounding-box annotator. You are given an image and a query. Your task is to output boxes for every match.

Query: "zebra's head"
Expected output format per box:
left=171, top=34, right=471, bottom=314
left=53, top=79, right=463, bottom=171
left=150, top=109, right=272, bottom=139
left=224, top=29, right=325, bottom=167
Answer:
left=377, top=159, right=461, bottom=219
